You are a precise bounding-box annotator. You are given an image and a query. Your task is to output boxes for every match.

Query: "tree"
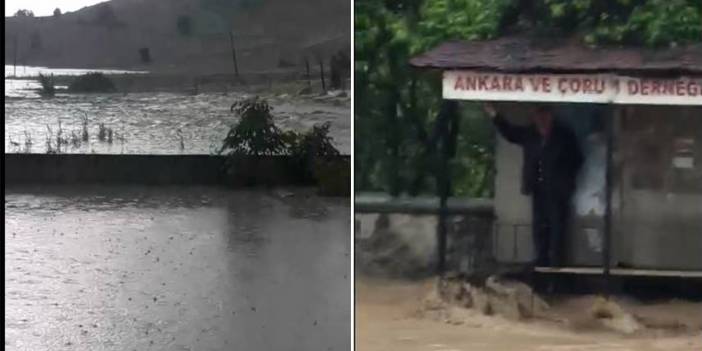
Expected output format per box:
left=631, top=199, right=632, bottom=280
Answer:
left=14, top=9, right=34, bottom=17
left=355, top=1, right=499, bottom=196
left=53, top=8, right=62, bottom=17
left=533, top=0, right=702, bottom=47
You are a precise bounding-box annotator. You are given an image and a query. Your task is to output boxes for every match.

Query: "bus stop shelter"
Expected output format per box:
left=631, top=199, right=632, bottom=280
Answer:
left=409, top=35, right=702, bottom=282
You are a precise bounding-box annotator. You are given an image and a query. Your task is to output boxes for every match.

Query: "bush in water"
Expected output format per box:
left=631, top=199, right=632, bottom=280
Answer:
left=68, top=72, right=117, bottom=93
left=220, top=96, right=344, bottom=189
left=38, top=74, right=55, bottom=97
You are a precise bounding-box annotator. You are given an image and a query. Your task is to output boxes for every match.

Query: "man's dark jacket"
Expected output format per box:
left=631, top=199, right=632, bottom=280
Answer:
left=493, top=115, right=583, bottom=197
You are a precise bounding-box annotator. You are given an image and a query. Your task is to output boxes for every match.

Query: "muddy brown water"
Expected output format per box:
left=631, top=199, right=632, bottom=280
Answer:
left=5, top=185, right=350, bottom=351
left=356, top=277, right=702, bottom=351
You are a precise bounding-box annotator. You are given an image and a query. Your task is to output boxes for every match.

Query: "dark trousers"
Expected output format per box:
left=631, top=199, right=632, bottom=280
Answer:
left=531, top=183, right=571, bottom=267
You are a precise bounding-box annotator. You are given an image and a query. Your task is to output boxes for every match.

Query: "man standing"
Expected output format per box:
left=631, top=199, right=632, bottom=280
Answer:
left=484, top=103, right=583, bottom=267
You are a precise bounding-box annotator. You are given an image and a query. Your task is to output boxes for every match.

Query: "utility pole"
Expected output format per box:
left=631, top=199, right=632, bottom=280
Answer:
left=229, top=31, right=239, bottom=78
left=319, top=58, right=326, bottom=92
left=434, top=101, right=459, bottom=276
left=13, top=35, right=18, bottom=77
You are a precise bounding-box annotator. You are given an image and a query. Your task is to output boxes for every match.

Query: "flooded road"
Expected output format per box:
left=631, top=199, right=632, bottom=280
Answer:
left=5, top=185, right=351, bottom=351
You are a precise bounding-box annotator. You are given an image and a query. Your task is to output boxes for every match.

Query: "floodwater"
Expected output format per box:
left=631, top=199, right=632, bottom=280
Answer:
left=356, top=278, right=702, bottom=351
left=5, top=65, right=149, bottom=78
left=5, top=185, right=351, bottom=351
left=4, top=66, right=350, bottom=155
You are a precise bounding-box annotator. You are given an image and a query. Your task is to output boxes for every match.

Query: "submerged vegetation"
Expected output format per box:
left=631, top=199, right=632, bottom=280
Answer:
left=221, top=96, right=340, bottom=159
left=220, top=96, right=347, bottom=192
left=68, top=72, right=117, bottom=93
left=38, top=74, right=56, bottom=97
left=7, top=114, right=125, bottom=154
left=98, top=123, right=113, bottom=143
left=221, top=97, right=288, bottom=156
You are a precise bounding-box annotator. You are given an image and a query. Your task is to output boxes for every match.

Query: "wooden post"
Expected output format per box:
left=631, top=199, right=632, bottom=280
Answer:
left=319, top=58, right=326, bottom=92
left=436, top=100, right=459, bottom=276
left=13, top=36, right=18, bottom=77
left=229, top=31, right=239, bottom=77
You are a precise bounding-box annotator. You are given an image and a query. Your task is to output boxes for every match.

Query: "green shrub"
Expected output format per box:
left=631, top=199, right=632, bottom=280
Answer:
left=220, top=96, right=287, bottom=156
left=68, top=72, right=117, bottom=93
left=220, top=97, right=345, bottom=191
left=286, top=122, right=341, bottom=182
left=38, top=74, right=55, bottom=97
left=288, top=122, right=339, bottom=160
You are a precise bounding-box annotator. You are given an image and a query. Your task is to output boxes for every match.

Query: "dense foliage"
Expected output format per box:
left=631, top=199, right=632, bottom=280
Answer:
left=355, top=0, right=701, bottom=197
left=222, top=97, right=288, bottom=156
left=14, top=9, right=34, bottom=17
left=68, top=73, right=117, bottom=93
left=222, top=97, right=341, bottom=158
left=38, top=74, right=56, bottom=97
left=538, top=0, right=702, bottom=46
left=220, top=97, right=344, bottom=189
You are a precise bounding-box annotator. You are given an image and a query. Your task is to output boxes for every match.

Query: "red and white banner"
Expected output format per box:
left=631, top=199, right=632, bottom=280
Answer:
left=443, top=71, right=702, bottom=105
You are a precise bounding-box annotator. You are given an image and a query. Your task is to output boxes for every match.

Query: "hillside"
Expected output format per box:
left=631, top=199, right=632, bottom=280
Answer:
left=4, top=0, right=350, bottom=74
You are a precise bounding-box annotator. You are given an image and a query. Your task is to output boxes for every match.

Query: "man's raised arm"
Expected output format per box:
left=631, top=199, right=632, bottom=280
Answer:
left=483, top=103, right=529, bottom=144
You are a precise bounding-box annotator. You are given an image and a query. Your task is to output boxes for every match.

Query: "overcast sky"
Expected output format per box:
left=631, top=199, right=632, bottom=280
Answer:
left=5, top=0, right=107, bottom=17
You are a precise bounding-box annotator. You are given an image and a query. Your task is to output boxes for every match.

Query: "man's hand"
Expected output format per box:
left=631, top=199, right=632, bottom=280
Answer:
left=483, top=103, right=497, bottom=119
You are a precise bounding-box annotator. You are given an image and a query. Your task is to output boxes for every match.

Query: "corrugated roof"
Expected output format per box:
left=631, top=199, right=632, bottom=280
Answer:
left=410, top=35, right=702, bottom=76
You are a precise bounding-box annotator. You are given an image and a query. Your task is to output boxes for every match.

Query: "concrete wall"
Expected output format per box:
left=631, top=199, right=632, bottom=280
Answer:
left=4, top=154, right=350, bottom=190
left=355, top=212, right=494, bottom=278
left=354, top=195, right=495, bottom=277
left=493, top=104, right=537, bottom=264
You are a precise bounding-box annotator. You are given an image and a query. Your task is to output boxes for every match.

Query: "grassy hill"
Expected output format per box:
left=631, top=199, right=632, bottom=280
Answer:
left=4, top=0, right=350, bottom=74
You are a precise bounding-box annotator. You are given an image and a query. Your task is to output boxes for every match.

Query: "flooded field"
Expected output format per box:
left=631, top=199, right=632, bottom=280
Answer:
left=5, top=185, right=351, bottom=351
left=5, top=65, right=148, bottom=78
left=4, top=66, right=350, bottom=155
left=356, top=278, right=702, bottom=351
